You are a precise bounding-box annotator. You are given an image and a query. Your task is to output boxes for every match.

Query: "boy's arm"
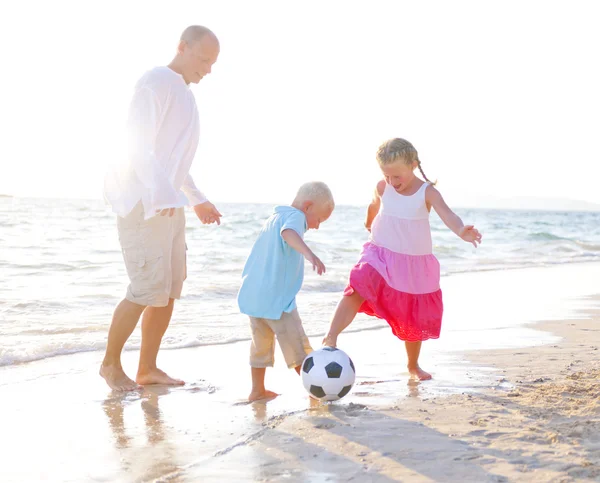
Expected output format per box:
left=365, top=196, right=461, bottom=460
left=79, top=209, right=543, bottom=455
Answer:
left=281, top=229, right=326, bottom=275
left=365, top=180, right=385, bottom=231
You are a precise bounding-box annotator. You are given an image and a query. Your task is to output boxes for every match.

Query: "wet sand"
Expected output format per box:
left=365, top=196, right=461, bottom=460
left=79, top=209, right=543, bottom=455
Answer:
left=188, top=308, right=600, bottom=482
left=1, top=264, right=600, bottom=482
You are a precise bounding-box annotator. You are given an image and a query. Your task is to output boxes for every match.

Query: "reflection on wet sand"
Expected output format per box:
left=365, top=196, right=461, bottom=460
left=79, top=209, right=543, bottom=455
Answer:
left=102, top=386, right=180, bottom=481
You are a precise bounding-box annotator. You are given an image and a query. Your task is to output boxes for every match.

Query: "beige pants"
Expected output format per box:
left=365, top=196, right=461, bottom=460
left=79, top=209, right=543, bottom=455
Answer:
left=117, top=202, right=186, bottom=307
left=249, top=309, right=313, bottom=369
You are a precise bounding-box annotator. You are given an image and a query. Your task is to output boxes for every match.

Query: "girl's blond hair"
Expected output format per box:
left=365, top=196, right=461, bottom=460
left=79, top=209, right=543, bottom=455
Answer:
left=376, top=138, right=435, bottom=185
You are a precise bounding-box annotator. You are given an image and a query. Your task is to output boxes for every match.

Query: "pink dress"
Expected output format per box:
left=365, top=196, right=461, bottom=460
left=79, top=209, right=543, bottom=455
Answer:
left=344, top=182, right=443, bottom=341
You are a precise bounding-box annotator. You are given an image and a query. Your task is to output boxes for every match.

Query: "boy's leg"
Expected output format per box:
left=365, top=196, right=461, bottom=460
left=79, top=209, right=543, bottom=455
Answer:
left=271, top=309, right=313, bottom=373
left=249, top=317, right=278, bottom=401
left=250, top=368, right=277, bottom=401
left=322, top=291, right=364, bottom=347
left=405, top=341, right=432, bottom=380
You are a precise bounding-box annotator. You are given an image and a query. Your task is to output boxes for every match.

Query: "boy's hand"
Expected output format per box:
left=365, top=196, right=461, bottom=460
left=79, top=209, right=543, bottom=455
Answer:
left=305, top=252, right=326, bottom=275
left=280, top=229, right=326, bottom=274
left=459, top=225, right=482, bottom=247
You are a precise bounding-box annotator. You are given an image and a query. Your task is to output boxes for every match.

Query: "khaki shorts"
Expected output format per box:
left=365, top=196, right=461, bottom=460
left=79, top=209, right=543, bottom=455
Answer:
left=117, top=202, right=186, bottom=307
left=249, top=309, right=313, bottom=369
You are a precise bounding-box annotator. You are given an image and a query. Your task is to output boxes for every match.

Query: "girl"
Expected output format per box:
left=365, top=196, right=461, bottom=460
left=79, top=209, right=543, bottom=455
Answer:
left=322, top=138, right=482, bottom=380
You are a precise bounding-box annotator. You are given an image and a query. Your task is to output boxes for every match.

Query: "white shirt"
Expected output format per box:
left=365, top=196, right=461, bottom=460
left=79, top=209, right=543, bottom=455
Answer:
left=104, top=66, right=207, bottom=219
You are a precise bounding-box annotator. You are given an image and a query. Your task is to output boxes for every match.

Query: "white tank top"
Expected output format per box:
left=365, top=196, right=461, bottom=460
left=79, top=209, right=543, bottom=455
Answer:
left=369, top=182, right=433, bottom=256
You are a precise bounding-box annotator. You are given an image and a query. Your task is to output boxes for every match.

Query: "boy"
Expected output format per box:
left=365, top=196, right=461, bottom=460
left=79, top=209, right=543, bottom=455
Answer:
left=237, top=181, right=335, bottom=401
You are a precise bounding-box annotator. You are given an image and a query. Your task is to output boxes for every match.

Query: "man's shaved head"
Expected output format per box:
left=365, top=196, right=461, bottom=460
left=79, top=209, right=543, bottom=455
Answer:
left=171, top=25, right=220, bottom=85
left=180, top=25, right=219, bottom=47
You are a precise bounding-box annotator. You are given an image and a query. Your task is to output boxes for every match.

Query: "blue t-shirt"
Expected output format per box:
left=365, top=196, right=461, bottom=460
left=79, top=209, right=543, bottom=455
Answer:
left=237, top=206, right=307, bottom=319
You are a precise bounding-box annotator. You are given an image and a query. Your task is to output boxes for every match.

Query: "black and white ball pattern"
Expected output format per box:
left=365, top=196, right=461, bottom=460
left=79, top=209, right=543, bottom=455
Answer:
left=301, top=347, right=356, bottom=401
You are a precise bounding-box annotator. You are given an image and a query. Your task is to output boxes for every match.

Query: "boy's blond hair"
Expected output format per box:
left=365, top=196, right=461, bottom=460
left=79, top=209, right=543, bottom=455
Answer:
left=294, top=181, right=335, bottom=209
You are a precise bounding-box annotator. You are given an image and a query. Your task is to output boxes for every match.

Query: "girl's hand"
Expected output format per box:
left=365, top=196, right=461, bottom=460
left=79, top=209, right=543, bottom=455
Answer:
left=305, top=252, right=326, bottom=275
left=459, top=225, right=482, bottom=247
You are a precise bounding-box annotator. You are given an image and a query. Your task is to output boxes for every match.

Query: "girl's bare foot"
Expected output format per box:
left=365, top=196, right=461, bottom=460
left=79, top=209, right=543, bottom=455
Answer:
left=100, top=364, right=141, bottom=391
left=322, top=335, right=337, bottom=347
left=136, top=368, right=185, bottom=386
left=248, top=389, right=278, bottom=402
left=408, top=365, right=432, bottom=381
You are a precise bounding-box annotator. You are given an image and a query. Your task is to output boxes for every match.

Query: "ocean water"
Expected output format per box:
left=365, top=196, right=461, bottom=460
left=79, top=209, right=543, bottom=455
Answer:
left=2, top=196, right=600, bottom=367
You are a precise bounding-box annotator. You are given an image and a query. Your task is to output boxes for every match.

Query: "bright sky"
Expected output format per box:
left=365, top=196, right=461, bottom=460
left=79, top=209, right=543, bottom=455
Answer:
left=1, top=1, right=599, bottom=208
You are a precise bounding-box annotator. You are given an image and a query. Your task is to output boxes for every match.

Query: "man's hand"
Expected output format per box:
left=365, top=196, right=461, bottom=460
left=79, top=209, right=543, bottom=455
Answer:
left=156, top=208, right=175, bottom=217
left=193, top=202, right=222, bottom=225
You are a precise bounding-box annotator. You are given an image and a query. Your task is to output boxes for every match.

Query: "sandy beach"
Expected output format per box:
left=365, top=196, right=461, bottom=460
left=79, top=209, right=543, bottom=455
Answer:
left=2, top=264, right=600, bottom=482
left=2, top=2, right=600, bottom=481
left=189, top=306, right=600, bottom=482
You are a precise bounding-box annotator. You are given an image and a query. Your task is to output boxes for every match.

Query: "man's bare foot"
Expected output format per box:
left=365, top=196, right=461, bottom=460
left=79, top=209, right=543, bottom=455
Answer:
left=136, top=368, right=185, bottom=386
left=322, top=335, right=337, bottom=347
left=408, top=365, right=432, bottom=381
left=100, top=364, right=141, bottom=391
left=248, top=389, right=278, bottom=402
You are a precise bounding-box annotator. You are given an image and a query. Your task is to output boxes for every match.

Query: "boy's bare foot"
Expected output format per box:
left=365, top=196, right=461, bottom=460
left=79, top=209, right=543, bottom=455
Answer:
left=100, top=364, right=141, bottom=391
left=136, top=368, right=185, bottom=386
left=408, top=365, right=432, bottom=381
left=248, top=389, right=278, bottom=402
left=322, top=335, right=337, bottom=347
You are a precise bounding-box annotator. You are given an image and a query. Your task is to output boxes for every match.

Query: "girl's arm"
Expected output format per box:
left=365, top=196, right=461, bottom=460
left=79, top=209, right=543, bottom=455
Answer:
left=365, top=180, right=386, bottom=231
left=426, top=186, right=482, bottom=247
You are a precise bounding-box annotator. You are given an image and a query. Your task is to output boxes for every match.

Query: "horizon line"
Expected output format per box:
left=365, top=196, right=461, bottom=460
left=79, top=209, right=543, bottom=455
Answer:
left=2, top=194, right=600, bottom=213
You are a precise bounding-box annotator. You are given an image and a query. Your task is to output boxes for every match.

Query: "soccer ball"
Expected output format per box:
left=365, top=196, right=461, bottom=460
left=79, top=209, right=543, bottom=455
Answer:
left=301, top=347, right=356, bottom=401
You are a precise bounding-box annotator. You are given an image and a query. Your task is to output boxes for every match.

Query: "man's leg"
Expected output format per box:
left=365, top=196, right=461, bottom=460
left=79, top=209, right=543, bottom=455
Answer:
left=103, top=201, right=173, bottom=389
left=136, top=207, right=186, bottom=386
left=100, top=298, right=145, bottom=391
left=136, top=298, right=184, bottom=385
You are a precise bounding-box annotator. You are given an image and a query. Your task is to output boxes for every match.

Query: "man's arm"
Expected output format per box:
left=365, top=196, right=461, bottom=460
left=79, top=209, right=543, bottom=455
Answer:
left=184, top=172, right=222, bottom=224
left=181, top=173, right=208, bottom=205
left=127, top=86, right=180, bottom=210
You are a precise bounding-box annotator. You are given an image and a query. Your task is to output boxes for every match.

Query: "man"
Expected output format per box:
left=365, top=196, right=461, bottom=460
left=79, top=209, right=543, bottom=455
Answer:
left=101, top=25, right=221, bottom=391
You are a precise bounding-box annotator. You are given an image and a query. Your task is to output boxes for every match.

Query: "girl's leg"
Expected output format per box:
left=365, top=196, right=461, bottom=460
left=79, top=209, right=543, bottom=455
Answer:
left=322, top=292, right=364, bottom=347
left=405, top=341, right=432, bottom=380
